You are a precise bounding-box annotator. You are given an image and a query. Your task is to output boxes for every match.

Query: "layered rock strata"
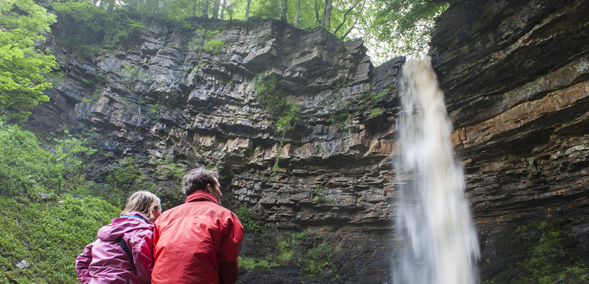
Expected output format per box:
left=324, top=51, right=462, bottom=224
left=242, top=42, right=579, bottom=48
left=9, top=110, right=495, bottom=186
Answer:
left=28, top=0, right=589, bottom=282
left=33, top=19, right=401, bottom=283
left=430, top=0, right=589, bottom=279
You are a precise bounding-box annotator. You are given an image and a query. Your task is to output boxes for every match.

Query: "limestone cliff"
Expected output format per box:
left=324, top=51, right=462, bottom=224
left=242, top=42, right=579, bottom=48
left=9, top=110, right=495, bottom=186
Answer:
left=27, top=0, right=589, bottom=282
left=430, top=0, right=589, bottom=281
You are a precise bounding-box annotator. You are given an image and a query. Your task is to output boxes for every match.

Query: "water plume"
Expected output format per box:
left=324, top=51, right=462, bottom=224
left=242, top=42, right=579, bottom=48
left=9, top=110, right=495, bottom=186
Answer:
left=393, top=56, right=480, bottom=284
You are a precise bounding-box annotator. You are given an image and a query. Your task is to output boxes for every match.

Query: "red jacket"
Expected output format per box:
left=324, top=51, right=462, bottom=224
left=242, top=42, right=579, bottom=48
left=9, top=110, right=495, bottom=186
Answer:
left=75, top=212, right=154, bottom=284
left=152, top=191, right=244, bottom=284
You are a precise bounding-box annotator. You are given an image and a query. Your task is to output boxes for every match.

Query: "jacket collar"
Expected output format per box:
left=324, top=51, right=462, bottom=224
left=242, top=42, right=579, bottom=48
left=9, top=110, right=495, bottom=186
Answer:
left=185, top=190, right=219, bottom=205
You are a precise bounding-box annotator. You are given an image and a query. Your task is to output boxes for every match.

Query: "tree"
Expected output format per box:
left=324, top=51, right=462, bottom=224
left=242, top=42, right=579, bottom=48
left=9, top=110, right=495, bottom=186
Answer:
left=321, top=0, right=332, bottom=30
left=212, top=0, right=220, bottom=18
left=0, top=0, right=58, bottom=122
left=245, top=0, right=252, bottom=20
left=295, top=0, right=301, bottom=28
left=359, top=0, right=453, bottom=63
left=203, top=0, right=210, bottom=18
left=280, top=0, right=288, bottom=22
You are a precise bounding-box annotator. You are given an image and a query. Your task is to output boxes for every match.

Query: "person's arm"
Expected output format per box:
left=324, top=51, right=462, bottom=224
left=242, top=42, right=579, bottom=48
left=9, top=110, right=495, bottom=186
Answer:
left=219, top=261, right=239, bottom=284
left=75, top=242, right=94, bottom=284
left=129, top=232, right=154, bottom=284
left=217, top=212, right=244, bottom=284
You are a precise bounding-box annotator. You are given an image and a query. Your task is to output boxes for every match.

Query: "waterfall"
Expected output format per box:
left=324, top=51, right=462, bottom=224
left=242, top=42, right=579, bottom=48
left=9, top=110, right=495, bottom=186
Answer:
left=393, top=56, right=480, bottom=284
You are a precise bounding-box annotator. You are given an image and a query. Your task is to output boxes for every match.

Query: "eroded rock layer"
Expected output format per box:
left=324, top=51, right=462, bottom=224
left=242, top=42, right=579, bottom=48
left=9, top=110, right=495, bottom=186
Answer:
left=28, top=0, right=589, bottom=282
left=430, top=0, right=589, bottom=280
left=33, top=19, right=401, bottom=283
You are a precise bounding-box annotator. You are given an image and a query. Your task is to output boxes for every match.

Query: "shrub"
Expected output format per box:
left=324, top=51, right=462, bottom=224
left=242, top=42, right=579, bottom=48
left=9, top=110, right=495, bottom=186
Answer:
left=301, top=242, right=336, bottom=277
left=0, top=122, right=63, bottom=197
left=203, top=40, right=227, bottom=53
left=0, top=196, right=120, bottom=283
left=234, top=207, right=263, bottom=233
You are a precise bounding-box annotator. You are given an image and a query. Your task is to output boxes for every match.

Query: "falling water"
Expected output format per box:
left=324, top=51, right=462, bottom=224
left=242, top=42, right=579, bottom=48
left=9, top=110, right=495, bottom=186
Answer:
left=393, top=56, right=480, bottom=284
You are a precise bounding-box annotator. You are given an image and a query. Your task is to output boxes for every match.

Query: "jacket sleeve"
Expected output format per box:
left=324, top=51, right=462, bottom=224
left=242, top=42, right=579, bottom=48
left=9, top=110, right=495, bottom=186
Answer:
left=217, top=212, right=244, bottom=263
left=75, top=242, right=94, bottom=284
left=129, top=231, right=154, bottom=284
left=218, top=261, right=239, bottom=284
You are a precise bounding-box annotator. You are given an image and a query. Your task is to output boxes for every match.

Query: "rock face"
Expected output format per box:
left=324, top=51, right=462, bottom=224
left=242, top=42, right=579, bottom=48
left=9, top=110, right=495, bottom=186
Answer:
left=28, top=0, right=588, bottom=282
left=430, top=0, right=589, bottom=280
left=34, top=18, right=401, bottom=283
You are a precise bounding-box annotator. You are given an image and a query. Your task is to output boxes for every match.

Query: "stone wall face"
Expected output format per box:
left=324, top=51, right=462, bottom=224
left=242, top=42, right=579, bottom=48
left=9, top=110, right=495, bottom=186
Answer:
left=429, top=0, right=589, bottom=279
left=33, top=19, right=402, bottom=283
left=29, top=0, right=589, bottom=281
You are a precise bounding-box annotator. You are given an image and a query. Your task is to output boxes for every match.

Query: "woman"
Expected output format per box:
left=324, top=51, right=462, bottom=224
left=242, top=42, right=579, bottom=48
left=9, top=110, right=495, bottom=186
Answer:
left=76, top=191, right=162, bottom=284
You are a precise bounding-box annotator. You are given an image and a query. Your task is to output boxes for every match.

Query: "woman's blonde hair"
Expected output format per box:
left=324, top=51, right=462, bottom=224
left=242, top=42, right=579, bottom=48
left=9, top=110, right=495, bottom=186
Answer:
left=121, top=191, right=161, bottom=221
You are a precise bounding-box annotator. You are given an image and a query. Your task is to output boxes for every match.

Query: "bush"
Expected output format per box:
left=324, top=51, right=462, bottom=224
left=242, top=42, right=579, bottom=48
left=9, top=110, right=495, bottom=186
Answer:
left=301, top=242, right=335, bottom=276
left=203, top=40, right=227, bottom=53
left=0, top=196, right=120, bottom=283
left=0, top=122, right=63, bottom=197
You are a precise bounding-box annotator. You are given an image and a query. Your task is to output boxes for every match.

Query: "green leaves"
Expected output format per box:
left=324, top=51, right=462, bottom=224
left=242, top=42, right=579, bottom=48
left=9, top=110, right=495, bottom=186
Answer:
left=0, top=122, right=62, bottom=196
left=0, top=0, right=57, bottom=122
left=254, top=76, right=300, bottom=134
left=0, top=196, right=119, bottom=283
left=359, top=0, right=453, bottom=63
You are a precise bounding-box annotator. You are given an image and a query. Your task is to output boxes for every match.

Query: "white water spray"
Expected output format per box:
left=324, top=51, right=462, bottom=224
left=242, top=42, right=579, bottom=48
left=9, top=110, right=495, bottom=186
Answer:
left=393, top=57, right=480, bottom=284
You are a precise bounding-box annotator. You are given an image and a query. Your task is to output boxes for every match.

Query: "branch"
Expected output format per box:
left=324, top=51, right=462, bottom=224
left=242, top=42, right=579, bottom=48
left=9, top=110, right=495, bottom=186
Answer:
left=334, top=3, right=357, bottom=36
left=341, top=21, right=356, bottom=40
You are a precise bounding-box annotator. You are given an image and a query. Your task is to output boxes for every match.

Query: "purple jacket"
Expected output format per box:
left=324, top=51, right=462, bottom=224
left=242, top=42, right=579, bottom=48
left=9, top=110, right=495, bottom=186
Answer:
left=75, top=212, right=154, bottom=284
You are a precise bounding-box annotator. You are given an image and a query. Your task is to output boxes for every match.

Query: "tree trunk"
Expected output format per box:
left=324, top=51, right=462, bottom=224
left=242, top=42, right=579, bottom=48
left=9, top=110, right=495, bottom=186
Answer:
left=280, top=0, right=288, bottom=23
left=220, top=0, right=227, bottom=19
left=295, top=0, right=301, bottom=28
left=315, top=0, right=321, bottom=26
left=322, top=0, right=332, bottom=30
left=212, top=0, right=220, bottom=19
left=203, top=0, right=209, bottom=18
left=245, top=0, right=252, bottom=20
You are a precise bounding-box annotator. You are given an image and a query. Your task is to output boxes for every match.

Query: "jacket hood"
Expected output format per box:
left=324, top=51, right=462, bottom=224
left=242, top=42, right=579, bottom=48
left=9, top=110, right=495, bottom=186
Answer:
left=97, top=211, right=154, bottom=242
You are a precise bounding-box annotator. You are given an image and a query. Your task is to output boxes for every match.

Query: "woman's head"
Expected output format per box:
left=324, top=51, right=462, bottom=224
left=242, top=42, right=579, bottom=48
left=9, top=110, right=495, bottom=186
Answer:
left=121, top=191, right=161, bottom=221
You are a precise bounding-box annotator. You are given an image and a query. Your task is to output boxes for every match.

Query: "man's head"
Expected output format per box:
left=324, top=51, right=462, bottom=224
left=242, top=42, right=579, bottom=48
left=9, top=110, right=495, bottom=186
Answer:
left=182, top=168, right=222, bottom=201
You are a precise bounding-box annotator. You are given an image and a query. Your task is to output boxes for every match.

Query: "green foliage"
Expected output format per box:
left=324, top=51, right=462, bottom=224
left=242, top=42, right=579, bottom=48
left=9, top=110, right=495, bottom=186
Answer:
left=0, top=196, right=120, bottom=283
left=330, top=111, right=353, bottom=126
left=274, top=231, right=309, bottom=264
left=312, top=187, right=334, bottom=203
left=0, top=125, right=118, bottom=282
left=238, top=256, right=278, bottom=271
left=101, top=157, right=185, bottom=209
left=301, top=242, right=337, bottom=277
left=254, top=76, right=300, bottom=134
left=0, top=122, right=190, bottom=283
left=203, top=40, right=227, bottom=53
left=0, top=122, right=63, bottom=197
left=369, top=107, right=384, bottom=118
left=234, top=206, right=263, bottom=233
left=154, top=92, right=182, bottom=109
left=291, top=231, right=310, bottom=244
left=0, top=0, right=58, bottom=122
left=361, top=0, right=453, bottom=62
left=104, top=13, right=145, bottom=47
left=254, top=76, right=300, bottom=175
left=0, top=122, right=98, bottom=199
left=490, top=219, right=589, bottom=284
left=51, top=1, right=107, bottom=54
left=52, top=2, right=145, bottom=55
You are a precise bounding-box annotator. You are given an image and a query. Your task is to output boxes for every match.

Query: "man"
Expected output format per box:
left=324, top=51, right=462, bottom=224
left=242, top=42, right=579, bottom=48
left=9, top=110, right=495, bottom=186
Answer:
left=152, top=168, right=244, bottom=284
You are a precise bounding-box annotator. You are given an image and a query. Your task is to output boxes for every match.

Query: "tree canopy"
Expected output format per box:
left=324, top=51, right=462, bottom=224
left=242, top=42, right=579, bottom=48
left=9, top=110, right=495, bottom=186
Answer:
left=49, top=0, right=454, bottom=64
left=0, top=0, right=58, bottom=122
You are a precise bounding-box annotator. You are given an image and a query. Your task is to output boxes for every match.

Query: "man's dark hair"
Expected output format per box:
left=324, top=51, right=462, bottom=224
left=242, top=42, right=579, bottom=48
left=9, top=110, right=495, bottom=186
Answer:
left=182, top=168, right=219, bottom=196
